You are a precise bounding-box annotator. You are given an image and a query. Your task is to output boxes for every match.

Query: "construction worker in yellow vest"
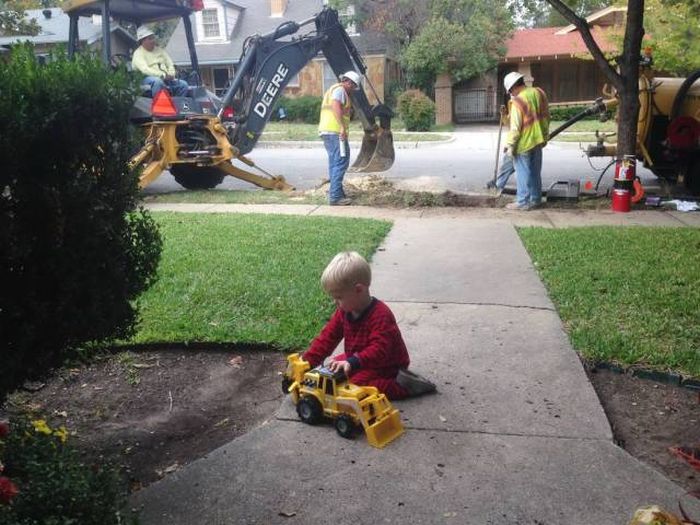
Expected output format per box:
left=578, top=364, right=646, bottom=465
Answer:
left=318, top=71, right=361, bottom=206
left=502, top=72, right=550, bottom=211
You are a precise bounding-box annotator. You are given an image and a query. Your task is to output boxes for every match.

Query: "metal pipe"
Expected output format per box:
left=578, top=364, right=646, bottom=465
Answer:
left=101, top=0, right=111, bottom=65
left=183, top=15, right=200, bottom=83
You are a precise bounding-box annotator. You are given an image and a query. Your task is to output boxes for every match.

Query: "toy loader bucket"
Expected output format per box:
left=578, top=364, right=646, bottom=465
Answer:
left=350, top=128, right=395, bottom=173
left=364, top=406, right=404, bottom=448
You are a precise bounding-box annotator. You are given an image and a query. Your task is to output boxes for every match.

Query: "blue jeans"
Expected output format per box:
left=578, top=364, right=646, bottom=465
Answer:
left=322, top=134, right=350, bottom=202
left=513, top=145, right=543, bottom=206
left=496, top=153, right=515, bottom=189
left=144, top=76, right=189, bottom=97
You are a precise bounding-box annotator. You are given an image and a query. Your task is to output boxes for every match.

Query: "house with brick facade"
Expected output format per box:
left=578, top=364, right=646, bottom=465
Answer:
left=165, top=0, right=399, bottom=104
left=435, top=6, right=624, bottom=125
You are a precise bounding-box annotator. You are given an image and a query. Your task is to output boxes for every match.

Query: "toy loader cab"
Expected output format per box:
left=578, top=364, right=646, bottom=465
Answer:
left=283, top=353, right=404, bottom=449
left=63, top=0, right=292, bottom=191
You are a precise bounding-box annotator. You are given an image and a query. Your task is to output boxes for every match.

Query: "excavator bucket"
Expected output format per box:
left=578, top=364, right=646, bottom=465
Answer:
left=364, top=406, right=404, bottom=448
left=350, top=128, right=395, bottom=173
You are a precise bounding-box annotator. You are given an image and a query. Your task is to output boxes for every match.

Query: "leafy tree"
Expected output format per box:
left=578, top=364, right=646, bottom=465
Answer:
left=644, top=0, right=700, bottom=75
left=401, top=0, right=513, bottom=91
left=0, top=0, right=40, bottom=36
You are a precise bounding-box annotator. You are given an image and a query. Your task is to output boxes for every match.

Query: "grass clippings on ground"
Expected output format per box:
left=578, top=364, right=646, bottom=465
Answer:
left=131, top=213, right=392, bottom=348
left=519, top=226, right=700, bottom=378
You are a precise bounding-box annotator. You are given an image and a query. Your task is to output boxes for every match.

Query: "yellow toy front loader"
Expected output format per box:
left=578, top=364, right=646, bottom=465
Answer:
left=282, top=353, right=404, bottom=449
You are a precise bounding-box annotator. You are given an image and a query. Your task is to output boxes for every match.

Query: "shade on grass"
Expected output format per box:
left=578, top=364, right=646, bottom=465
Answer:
left=519, top=227, right=700, bottom=378
left=132, top=213, right=391, bottom=348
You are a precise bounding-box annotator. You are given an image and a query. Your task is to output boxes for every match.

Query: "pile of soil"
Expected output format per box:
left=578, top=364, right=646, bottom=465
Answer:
left=2, top=349, right=698, bottom=497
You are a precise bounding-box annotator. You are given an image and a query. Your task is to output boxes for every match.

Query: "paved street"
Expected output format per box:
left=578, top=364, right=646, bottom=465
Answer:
left=142, top=125, right=661, bottom=195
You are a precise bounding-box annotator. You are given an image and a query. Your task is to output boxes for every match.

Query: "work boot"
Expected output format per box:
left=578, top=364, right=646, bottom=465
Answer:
left=397, top=369, right=437, bottom=397
left=330, top=197, right=352, bottom=206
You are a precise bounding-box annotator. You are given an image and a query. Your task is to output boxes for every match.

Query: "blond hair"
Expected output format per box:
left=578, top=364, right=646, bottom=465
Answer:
left=321, top=251, right=371, bottom=291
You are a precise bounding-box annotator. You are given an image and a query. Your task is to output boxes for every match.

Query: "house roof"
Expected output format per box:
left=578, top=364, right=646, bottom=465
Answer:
left=505, top=5, right=628, bottom=62
left=505, top=24, right=618, bottom=62
left=166, top=0, right=393, bottom=67
left=0, top=7, right=137, bottom=48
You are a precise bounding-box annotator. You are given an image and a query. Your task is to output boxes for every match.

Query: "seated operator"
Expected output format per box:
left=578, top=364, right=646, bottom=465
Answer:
left=132, top=26, right=189, bottom=97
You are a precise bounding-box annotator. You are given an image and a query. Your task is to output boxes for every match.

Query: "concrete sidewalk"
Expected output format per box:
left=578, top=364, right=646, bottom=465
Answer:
left=132, top=205, right=700, bottom=524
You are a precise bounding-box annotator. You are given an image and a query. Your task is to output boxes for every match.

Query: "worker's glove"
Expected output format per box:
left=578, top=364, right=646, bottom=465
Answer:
left=499, top=105, right=508, bottom=117
left=503, top=146, right=514, bottom=158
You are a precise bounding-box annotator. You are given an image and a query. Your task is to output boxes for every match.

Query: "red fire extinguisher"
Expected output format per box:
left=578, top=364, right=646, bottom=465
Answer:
left=611, top=155, right=636, bottom=213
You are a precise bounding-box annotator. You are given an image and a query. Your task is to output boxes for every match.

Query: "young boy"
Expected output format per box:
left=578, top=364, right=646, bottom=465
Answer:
left=302, top=251, right=435, bottom=399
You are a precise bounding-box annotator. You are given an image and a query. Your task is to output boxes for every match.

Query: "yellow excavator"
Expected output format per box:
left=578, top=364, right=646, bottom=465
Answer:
left=63, top=1, right=395, bottom=190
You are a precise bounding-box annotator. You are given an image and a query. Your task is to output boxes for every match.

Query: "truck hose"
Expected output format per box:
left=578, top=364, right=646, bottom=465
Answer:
left=670, top=68, right=700, bottom=121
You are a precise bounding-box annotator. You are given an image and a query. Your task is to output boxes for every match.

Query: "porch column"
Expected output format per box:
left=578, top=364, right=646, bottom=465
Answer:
left=518, top=62, right=534, bottom=86
left=434, top=73, right=453, bottom=125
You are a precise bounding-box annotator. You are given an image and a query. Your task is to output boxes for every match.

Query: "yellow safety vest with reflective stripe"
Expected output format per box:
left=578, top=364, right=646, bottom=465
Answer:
left=506, top=87, right=550, bottom=154
left=318, top=83, right=352, bottom=134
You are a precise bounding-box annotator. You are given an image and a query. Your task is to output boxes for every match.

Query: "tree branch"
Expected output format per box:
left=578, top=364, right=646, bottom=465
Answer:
left=546, top=0, right=622, bottom=92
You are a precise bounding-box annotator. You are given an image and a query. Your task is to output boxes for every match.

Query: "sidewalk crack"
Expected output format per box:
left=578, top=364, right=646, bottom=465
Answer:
left=405, top=425, right=609, bottom=442
left=387, top=299, right=556, bottom=312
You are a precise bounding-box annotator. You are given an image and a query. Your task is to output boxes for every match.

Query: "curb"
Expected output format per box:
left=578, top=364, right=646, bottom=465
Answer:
left=589, top=361, right=700, bottom=392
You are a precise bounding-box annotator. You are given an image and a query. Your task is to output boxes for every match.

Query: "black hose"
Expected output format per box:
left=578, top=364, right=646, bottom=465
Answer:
left=670, top=68, right=700, bottom=121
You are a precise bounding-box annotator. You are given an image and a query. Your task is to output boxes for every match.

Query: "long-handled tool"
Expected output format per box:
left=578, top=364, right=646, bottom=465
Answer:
left=492, top=104, right=505, bottom=186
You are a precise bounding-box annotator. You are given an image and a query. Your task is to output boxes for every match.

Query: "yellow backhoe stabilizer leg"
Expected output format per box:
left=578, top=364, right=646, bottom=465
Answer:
left=217, top=160, right=294, bottom=191
left=139, top=160, right=167, bottom=188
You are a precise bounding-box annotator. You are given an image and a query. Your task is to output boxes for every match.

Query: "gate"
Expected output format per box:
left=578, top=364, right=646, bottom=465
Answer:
left=453, top=88, right=497, bottom=123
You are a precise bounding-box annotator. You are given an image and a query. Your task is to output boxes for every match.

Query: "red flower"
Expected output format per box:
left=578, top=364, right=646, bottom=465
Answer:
left=0, top=421, right=8, bottom=438
left=0, top=476, right=19, bottom=505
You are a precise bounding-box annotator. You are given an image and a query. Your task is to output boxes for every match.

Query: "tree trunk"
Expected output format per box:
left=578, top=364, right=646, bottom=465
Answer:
left=615, top=0, right=645, bottom=160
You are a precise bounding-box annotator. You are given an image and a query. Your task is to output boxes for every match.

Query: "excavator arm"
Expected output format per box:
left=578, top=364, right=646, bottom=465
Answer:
left=218, top=7, right=394, bottom=172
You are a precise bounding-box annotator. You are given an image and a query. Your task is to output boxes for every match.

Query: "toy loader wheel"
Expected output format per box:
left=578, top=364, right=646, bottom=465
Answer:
left=334, top=414, right=357, bottom=439
left=297, top=396, right=323, bottom=425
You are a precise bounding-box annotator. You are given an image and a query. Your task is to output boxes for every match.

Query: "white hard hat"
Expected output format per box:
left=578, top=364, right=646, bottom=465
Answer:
left=503, top=71, right=524, bottom=92
left=341, top=71, right=361, bottom=87
left=137, top=26, right=155, bottom=42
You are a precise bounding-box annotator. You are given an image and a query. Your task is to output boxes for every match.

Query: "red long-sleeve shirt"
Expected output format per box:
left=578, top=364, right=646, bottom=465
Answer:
left=303, top=298, right=410, bottom=373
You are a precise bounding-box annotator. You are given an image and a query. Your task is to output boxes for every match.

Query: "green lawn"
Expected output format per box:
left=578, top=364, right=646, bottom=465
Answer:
left=549, top=119, right=617, bottom=143
left=131, top=213, right=392, bottom=348
left=143, top=189, right=324, bottom=205
left=262, top=121, right=450, bottom=141
left=519, top=227, right=700, bottom=378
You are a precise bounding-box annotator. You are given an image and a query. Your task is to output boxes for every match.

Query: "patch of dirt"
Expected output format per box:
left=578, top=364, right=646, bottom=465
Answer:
left=587, top=367, right=700, bottom=495
left=1, top=348, right=287, bottom=491
left=3, top=350, right=698, bottom=498
left=306, top=175, right=496, bottom=208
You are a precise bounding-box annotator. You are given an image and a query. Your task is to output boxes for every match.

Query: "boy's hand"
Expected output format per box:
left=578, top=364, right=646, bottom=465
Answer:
left=329, top=359, right=351, bottom=376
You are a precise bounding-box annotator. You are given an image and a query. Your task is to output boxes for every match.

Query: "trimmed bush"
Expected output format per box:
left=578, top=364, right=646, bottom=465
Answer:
left=0, top=45, right=162, bottom=399
left=272, top=95, right=322, bottom=123
left=549, top=104, right=608, bottom=121
left=396, top=90, right=435, bottom=131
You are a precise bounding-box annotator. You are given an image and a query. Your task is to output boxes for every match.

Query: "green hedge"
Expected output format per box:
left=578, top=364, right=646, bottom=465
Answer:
left=549, top=104, right=603, bottom=121
left=397, top=89, right=435, bottom=131
left=0, top=45, right=162, bottom=399
left=272, top=95, right=322, bottom=123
